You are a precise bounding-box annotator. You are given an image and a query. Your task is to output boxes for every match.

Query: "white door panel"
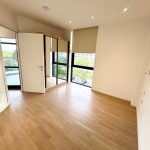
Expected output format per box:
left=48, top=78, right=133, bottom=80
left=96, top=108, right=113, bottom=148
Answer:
left=18, top=33, right=45, bottom=93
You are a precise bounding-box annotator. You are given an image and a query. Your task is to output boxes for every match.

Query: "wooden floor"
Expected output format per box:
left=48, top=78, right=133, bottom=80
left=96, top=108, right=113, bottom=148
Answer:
left=0, top=83, right=138, bottom=150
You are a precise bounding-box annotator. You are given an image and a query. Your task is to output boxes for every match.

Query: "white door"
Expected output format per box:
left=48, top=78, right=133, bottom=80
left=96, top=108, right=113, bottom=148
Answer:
left=18, top=33, right=45, bottom=93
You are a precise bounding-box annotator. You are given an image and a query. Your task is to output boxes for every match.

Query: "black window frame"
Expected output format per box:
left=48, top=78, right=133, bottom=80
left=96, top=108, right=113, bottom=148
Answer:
left=52, top=51, right=69, bottom=81
left=70, top=53, right=94, bottom=88
left=0, top=40, right=21, bottom=89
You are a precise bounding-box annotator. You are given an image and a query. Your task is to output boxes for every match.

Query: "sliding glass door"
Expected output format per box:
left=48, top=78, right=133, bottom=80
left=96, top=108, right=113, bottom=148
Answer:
left=45, top=37, right=69, bottom=89
left=51, top=39, right=69, bottom=84
left=0, top=38, right=21, bottom=89
left=52, top=52, right=68, bottom=80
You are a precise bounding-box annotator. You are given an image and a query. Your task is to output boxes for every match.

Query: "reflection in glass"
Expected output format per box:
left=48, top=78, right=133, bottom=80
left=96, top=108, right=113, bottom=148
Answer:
left=50, top=38, right=68, bottom=86
left=58, top=65, right=67, bottom=80
left=52, top=52, right=68, bottom=83
left=52, top=64, right=57, bottom=77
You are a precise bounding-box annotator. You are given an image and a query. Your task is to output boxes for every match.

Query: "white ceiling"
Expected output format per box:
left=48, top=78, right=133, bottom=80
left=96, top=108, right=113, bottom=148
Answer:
left=1, top=0, right=150, bottom=30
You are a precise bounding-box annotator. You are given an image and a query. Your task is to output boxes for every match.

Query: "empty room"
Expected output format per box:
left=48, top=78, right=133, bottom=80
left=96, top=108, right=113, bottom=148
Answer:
left=0, top=0, right=150, bottom=150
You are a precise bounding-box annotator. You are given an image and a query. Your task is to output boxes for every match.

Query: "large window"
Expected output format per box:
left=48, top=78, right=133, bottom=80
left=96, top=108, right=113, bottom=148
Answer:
left=52, top=52, right=68, bottom=80
left=0, top=38, right=20, bottom=88
left=71, top=53, right=95, bottom=87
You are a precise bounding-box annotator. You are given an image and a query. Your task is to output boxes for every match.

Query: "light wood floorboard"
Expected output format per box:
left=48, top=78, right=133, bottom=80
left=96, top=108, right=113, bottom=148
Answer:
left=0, top=83, right=138, bottom=150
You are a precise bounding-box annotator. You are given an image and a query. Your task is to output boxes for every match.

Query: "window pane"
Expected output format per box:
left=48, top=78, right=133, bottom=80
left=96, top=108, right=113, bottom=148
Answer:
left=52, top=64, right=67, bottom=80
left=5, top=68, right=20, bottom=85
left=74, top=53, right=95, bottom=67
left=72, top=67, right=93, bottom=87
left=58, top=52, right=67, bottom=64
left=58, top=65, right=67, bottom=80
left=54, top=52, right=67, bottom=64
left=1, top=44, right=16, bottom=51
left=1, top=44, right=18, bottom=67
left=1, top=38, right=16, bottom=43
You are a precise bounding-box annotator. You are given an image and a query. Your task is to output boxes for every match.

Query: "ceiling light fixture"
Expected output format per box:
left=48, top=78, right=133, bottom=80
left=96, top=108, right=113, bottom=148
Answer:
left=42, top=5, right=49, bottom=11
left=91, top=16, right=94, bottom=19
left=69, top=20, right=72, bottom=24
left=123, top=8, right=128, bottom=12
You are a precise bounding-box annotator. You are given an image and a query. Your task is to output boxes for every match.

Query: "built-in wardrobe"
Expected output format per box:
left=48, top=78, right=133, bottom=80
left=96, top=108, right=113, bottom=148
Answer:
left=18, top=33, right=69, bottom=93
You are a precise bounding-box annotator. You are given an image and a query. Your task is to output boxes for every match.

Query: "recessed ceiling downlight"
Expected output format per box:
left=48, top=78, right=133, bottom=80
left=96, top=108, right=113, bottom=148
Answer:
left=42, top=5, right=49, bottom=11
left=123, top=8, right=128, bottom=12
left=69, top=20, right=72, bottom=24
left=91, top=16, right=94, bottom=19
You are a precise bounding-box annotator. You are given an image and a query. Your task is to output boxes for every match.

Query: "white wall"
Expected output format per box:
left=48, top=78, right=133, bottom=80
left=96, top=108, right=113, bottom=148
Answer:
left=17, top=16, right=65, bottom=38
left=0, top=2, right=67, bottom=39
left=0, top=2, right=17, bottom=31
left=92, top=20, right=150, bottom=103
left=0, top=26, right=16, bottom=38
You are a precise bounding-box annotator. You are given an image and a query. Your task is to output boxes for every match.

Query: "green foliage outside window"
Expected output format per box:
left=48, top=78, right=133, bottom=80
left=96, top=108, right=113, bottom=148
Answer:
left=53, top=52, right=94, bottom=86
left=3, top=51, right=18, bottom=71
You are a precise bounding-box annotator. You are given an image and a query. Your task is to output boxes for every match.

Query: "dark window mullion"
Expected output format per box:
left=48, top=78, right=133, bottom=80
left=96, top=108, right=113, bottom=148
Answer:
left=52, top=52, right=55, bottom=63
left=53, top=62, right=67, bottom=66
left=0, top=42, right=16, bottom=45
left=72, top=65, right=93, bottom=70
left=5, top=66, right=19, bottom=68
left=70, top=53, right=74, bottom=82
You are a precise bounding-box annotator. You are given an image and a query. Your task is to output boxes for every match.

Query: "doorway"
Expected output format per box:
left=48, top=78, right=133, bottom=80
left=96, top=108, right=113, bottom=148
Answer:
left=0, top=38, right=21, bottom=89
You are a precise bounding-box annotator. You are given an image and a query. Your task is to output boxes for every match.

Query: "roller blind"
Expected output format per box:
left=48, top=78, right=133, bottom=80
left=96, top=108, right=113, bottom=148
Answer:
left=58, top=39, right=68, bottom=52
left=0, top=26, right=16, bottom=39
left=51, top=38, right=57, bottom=52
left=72, top=26, right=98, bottom=53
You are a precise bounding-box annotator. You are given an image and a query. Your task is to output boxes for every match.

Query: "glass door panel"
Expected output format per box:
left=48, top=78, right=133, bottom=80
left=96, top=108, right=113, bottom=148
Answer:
left=45, top=36, right=57, bottom=89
